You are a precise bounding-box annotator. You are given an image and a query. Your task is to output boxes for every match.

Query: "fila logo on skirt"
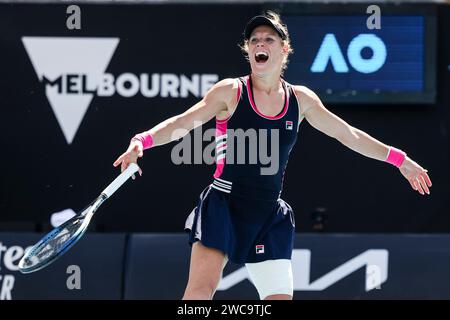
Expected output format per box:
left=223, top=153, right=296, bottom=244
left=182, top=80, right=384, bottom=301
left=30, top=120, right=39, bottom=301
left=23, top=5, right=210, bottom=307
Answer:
left=256, top=245, right=265, bottom=254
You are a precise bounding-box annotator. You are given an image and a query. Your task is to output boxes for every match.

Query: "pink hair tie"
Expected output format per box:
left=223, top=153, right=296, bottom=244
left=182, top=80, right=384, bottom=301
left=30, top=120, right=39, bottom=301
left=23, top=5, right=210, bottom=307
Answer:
left=131, top=132, right=154, bottom=150
left=385, top=147, right=406, bottom=168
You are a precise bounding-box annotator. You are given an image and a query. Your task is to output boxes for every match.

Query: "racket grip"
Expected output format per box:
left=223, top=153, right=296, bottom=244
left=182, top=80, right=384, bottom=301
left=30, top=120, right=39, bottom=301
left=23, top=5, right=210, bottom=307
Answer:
left=102, top=163, right=140, bottom=198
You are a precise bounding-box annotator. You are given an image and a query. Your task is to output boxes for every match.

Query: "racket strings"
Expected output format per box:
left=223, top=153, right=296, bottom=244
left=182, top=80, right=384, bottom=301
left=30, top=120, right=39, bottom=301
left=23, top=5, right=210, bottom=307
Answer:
left=21, top=215, right=86, bottom=270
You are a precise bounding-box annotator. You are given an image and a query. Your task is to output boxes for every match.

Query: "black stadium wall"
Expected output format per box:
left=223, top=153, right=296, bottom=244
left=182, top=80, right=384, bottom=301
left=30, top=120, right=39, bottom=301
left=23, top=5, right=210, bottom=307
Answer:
left=0, top=2, right=449, bottom=234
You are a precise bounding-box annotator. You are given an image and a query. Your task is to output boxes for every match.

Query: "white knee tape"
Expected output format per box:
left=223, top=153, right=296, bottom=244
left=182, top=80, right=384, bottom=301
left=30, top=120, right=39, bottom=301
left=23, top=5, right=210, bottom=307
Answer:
left=245, top=259, right=293, bottom=300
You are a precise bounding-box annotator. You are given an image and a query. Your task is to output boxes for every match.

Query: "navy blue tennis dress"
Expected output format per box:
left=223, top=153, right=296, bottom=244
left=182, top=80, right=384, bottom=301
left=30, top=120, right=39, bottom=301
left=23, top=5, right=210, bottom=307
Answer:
left=185, top=75, right=300, bottom=264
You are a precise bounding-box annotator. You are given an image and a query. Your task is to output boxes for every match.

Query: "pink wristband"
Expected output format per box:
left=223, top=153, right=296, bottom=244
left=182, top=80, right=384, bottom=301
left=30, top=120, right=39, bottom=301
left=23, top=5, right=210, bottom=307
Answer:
left=385, top=147, right=406, bottom=168
left=131, top=132, right=154, bottom=150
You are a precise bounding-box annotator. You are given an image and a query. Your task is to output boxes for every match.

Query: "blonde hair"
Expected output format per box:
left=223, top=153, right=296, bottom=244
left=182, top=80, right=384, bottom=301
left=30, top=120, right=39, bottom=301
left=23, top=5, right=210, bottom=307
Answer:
left=239, top=11, right=294, bottom=74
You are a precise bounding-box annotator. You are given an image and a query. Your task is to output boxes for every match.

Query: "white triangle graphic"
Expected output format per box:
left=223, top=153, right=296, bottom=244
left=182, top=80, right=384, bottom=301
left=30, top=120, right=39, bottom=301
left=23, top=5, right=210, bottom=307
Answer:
left=22, top=37, right=119, bottom=144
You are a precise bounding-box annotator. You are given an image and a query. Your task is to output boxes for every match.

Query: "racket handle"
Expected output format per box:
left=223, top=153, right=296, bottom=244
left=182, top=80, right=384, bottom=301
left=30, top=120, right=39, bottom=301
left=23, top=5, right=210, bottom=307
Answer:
left=102, top=163, right=140, bottom=198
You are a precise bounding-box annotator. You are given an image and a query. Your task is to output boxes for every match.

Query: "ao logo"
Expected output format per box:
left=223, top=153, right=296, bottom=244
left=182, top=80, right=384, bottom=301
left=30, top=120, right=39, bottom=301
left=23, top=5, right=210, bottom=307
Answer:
left=311, top=33, right=387, bottom=74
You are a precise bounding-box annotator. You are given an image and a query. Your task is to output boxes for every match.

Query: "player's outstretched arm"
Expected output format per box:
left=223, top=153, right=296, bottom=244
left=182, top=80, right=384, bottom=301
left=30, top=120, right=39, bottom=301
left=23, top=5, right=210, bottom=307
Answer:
left=113, top=78, right=237, bottom=177
left=295, top=85, right=432, bottom=195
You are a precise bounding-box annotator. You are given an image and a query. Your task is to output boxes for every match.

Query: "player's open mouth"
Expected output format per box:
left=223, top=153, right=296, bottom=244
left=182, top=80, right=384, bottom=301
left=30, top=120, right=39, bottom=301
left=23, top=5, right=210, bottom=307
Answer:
left=255, top=52, right=269, bottom=63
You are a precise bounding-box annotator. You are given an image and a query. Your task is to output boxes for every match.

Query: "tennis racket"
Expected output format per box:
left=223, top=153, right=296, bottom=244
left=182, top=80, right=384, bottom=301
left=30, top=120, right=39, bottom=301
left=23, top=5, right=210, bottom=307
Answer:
left=18, top=163, right=140, bottom=274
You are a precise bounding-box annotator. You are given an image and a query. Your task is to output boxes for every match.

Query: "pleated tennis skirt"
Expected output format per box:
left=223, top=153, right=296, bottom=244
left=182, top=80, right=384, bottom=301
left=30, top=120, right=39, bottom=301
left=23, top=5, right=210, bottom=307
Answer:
left=184, top=184, right=295, bottom=264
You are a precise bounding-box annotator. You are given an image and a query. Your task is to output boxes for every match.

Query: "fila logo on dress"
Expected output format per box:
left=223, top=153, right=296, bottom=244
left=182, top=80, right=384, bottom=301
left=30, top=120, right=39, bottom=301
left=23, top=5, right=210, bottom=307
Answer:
left=285, top=121, right=293, bottom=130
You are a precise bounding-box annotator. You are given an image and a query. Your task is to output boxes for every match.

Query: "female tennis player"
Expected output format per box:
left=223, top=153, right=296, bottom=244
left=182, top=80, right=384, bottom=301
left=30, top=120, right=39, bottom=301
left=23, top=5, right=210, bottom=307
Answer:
left=113, top=11, right=432, bottom=300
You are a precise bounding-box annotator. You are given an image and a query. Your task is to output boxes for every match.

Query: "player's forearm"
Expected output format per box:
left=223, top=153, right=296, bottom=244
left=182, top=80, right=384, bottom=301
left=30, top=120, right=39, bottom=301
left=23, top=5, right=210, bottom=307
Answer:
left=141, top=114, right=197, bottom=148
left=339, top=126, right=390, bottom=162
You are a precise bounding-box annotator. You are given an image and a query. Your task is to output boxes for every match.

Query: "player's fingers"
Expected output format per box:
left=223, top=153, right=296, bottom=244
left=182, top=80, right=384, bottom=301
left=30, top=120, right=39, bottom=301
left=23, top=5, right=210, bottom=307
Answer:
left=131, top=174, right=136, bottom=180
left=418, top=175, right=430, bottom=195
left=138, top=168, right=143, bottom=176
left=423, top=171, right=432, bottom=187
left=113, top=154, right=124, bottom=167
left=413, top=179, right=424, bottom=195
left=121, top=160, right=128, bottom=173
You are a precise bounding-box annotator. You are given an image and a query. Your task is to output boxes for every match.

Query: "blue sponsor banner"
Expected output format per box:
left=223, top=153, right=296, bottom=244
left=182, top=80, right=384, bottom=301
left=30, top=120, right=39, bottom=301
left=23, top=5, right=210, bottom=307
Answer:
left=0, top=233, right=126, bottom=300
left=125, top=234, right=450, bottom=300
left=3, top=233, right=450, bottom=299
